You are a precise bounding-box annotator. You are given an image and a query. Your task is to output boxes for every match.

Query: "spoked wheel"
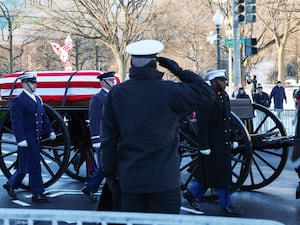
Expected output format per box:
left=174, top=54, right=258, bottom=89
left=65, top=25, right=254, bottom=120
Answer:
left=0, top=104, right=70, bottom=189
left=65, top=142, right=97, bottom=182
left=241, top=103, right=290, bottom=191
left=179, top=112, right=252, bottom=193
left=230, top=112, right=252, bottom=192
left=60, top=109, right=97, bottom=182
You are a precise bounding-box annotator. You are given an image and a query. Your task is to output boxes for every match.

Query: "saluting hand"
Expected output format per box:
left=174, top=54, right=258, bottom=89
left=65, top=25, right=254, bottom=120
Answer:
left=157, top=57, right=182, bottom=76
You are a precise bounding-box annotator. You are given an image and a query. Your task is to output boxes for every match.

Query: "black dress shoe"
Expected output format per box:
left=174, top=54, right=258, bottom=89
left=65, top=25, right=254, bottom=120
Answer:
left=220, top=205, right=242, bottom=216
left=183, top=190, right=203, bottom=212
left=3, top=183, right=17, bottom=199
left=32, top=193, right=49, bottom=202
left=81, top=185, right=95, bottom=199
left=296, top=182, right=300, bottom=199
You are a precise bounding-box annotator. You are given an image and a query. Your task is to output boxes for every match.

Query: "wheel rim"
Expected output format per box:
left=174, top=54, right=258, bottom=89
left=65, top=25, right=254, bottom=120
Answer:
left=241, top=103, right=289, bottom=190
left=230, top=112, right=252, bottom=192
left=0, top=104, right=70, bottom=189
left=179, top=113, right=252, bottom=193
left=61, top=110, right=97, bottom=182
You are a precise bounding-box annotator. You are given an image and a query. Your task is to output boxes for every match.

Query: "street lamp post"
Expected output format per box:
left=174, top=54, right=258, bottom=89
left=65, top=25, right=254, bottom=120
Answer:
left=213, top=9, right=224, bottom=70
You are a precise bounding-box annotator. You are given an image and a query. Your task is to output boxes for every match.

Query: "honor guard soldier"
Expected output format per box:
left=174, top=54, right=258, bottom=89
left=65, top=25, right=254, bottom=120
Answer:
left=183, top=70, right=242, bottom=216
left=100, top=39, right=215, bottom=213
left=2, top=71, right=56, bottom=201
left=81, top=71, right=116, bottom=199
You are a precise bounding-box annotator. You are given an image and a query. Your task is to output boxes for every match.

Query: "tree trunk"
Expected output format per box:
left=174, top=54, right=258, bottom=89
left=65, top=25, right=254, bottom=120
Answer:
left=277, top=45, right=286, bottom=85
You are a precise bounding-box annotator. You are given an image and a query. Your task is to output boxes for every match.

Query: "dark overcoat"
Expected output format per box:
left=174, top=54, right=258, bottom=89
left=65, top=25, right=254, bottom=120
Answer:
left=196, top=90, right=234, bottom=189
left=270, top=86, right=286, bottom=109
left=101, top=67, right=215, bottom=193
left=10, top=91, right=53, bottom=173
left=89, top=88, right=107, bottom=146
left=253, top=92, right=270, bottom=107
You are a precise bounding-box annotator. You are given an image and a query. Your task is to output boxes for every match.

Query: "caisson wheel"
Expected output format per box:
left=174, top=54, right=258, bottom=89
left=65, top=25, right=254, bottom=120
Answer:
left=0, top=104, right=70, bottom=189
left=241, top=103, right=289, bottom=190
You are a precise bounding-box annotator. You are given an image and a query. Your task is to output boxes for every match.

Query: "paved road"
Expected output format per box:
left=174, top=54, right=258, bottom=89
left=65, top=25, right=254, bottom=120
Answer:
left=0, top=151, right=299, bottom=225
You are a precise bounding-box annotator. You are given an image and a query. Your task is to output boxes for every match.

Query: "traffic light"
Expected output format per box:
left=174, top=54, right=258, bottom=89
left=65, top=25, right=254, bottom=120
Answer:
left=244, top=38, right=257, bottom=56
left=233, top=0, right=245, bottom=24
left=245, top=0, right=256, bottom=23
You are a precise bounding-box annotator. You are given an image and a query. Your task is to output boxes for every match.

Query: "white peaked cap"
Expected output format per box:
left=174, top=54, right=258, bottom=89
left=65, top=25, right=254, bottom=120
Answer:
left=125, top=39, right=164, bottom=56
left=257, top=83, right=263, bottom=89
left=203, top=69, right=227, bottom=81
left=18, top=71, right=38, bottom=82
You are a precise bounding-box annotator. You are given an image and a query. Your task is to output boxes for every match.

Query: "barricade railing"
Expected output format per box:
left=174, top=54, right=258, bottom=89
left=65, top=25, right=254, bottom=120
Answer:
left=0, top=208, right=285, bottom=225
left=269, top=109, right=296, bottom=136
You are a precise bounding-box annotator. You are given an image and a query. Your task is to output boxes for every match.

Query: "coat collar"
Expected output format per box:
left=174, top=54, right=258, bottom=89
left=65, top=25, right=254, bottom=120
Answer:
left=128, top=67, right=164, bottom=80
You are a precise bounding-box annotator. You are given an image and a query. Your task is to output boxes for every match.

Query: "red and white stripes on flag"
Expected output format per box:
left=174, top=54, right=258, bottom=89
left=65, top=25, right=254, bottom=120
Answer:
left=0, top=71, right=120, bottom=103
left=61, top=34, right=73, bottom=52
left=50, top=34, right=73, bottom=63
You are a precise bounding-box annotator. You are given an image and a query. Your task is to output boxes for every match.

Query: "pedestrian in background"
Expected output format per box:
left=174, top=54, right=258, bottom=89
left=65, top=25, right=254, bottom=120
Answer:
left=2, top=72, right=56, bottom=202
left=81, top=71, right=116, bottom=199
left=253, top=83, right=270, bottom=108
left=100, top=39, right=215, bottom=214
left=236, top=87, right=250, bottom=99
left=269, top=81, right=287, bottom=109
left=247, top=74, right=257, bottom=99
left=183, top=70, right=242, bottom=216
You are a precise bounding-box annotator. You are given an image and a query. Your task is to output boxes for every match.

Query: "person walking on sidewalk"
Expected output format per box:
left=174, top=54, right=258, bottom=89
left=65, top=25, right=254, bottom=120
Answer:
left=270, top=81, right=287, bottom=109
left=3, top=71, right=56, bottom=202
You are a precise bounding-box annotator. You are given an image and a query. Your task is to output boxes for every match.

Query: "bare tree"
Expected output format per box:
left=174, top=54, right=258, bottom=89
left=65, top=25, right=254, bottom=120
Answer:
left=0, top=2, right=21, bottom=74
left=0, top=2, right=39, bottom=75
left=38, top=0, right=157, bottom=81
left=256, top=1, right=300, bottom=84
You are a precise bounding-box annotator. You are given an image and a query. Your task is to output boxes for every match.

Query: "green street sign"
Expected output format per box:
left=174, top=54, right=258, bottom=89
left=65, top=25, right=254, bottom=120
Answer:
left=224, top=37, right=245, bottom=48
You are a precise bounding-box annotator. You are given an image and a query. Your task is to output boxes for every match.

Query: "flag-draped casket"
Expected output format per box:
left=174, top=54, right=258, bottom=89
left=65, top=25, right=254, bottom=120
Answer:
left=0, top=70, right=120, bottom=106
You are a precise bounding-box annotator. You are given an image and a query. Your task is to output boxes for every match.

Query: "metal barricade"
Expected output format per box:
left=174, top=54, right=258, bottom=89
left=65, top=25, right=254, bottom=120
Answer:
left=269, top=109, right=296, bottom=136
left=0, top=208, right=285, bottom=225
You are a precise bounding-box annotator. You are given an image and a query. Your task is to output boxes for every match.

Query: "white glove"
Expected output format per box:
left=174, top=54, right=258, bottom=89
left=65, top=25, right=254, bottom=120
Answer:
left=18, top=140, right=28, bottom=147
left=92, top=143, right=101, bottom=149
left=49, top=132, right=56, bottom=140
left=232, top=141, right=239, bottom=149
left=200, top=149, right=211, bottom=155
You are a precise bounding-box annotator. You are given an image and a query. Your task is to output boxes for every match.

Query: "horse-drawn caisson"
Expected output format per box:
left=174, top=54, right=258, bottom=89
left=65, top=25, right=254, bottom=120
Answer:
left=0, top=70, right=121, bottom=189
left=0, top=71, right=295, bottom=193
left=179, top=98, right=294, bottom=193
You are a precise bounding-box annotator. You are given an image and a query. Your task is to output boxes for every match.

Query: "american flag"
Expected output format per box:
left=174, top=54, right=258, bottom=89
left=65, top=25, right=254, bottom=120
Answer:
left=61, top=34, right=73, bottom=52
left=0, top=71, right=121, bottom=103
left=50, top=34, right=73, bottom=63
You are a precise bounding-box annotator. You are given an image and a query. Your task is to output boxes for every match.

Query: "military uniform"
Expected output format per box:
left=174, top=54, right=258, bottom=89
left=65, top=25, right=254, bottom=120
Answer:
left=3, top=72, right=55, bottom=200
left=185, top=70, right=242, bottom=216
left=101, top=40, right=215, bottom=213
left=83, top=72, right=115, bottom=195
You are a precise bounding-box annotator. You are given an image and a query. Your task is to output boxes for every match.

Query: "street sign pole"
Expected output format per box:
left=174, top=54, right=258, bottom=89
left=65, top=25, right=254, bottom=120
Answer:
left=233, top=23, right=241, bottom=88
left=232, top=0, right=243, bottom=89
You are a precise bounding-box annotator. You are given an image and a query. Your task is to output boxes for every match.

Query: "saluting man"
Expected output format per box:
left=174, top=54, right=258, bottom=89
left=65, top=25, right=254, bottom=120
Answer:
left=100, top=39, right=215, bottom=213
left=2, top=72, right=56, bottom=201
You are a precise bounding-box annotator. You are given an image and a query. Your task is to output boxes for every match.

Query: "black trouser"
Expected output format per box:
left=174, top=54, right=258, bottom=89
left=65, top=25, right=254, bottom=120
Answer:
left=121, top=187, right=181, bottom=214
